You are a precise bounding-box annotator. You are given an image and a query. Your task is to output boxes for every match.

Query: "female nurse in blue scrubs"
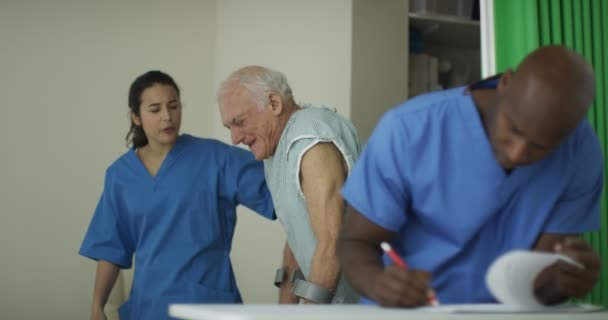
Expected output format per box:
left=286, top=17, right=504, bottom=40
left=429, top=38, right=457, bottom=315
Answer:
left=80, top=71, right=275, bottom=320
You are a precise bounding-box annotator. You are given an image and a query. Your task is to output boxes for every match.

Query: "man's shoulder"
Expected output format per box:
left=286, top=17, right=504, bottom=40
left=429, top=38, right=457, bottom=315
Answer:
left=269, top=106, right=359, bottom=171
left=559, top=119, right=603, bottom=162
left=284, top=105, right=358, bottom=143
left=393, top=86, right=467, bottom=117
left=377, top=87, right=470, bottom=138
left=290, top=105, right=352, bottom=128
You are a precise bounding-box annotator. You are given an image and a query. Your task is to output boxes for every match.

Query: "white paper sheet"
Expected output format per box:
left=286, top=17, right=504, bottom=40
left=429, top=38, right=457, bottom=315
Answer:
left=415, top=250, right=603, bottom=313
left=485, top=250, right=582, bottom=309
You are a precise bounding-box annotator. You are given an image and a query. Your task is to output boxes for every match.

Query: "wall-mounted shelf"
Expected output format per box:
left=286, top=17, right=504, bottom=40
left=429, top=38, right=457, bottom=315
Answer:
left=409, top=13, right=480, bottom=49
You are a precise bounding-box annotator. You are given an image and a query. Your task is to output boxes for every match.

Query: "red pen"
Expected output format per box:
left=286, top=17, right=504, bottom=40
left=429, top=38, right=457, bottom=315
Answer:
left=380, top=241, right=439, bottom=306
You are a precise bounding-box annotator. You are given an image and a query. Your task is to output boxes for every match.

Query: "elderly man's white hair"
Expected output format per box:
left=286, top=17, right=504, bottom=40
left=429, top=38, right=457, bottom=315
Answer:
left=218, top=65, right=294, bottom=109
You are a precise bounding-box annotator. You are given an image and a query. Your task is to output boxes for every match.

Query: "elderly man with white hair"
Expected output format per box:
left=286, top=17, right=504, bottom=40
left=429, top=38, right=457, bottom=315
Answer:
left=218, top=66, right=360, bottom=304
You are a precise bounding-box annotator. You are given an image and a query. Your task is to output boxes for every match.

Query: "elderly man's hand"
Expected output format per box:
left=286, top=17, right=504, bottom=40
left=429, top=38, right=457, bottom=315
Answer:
left=535, top=237, right=601, bottom=304
left=371, top=265, right=433, bottom=307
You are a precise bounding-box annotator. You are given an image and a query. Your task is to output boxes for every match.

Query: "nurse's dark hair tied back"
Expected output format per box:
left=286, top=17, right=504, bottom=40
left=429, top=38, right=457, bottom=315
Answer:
left=126, top=70, right=181, bottom=148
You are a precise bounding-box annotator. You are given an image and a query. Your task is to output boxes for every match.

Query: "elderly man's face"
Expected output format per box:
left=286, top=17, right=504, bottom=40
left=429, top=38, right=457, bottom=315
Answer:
left=220, top=88, right=276, bottom=160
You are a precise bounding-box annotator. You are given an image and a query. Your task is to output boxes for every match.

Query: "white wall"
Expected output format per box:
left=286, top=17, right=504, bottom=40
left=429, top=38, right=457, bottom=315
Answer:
left=1, top=0, right=356, bottom=317
left=0, top=1, right=216, bottom=318
left=351, top=0, right=409, bottom=143
left=214, top=0, right=353, bottom=303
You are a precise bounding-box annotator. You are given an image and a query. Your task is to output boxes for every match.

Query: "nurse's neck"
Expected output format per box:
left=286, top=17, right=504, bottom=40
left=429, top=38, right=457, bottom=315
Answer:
left=470, top=88, right=497, bottom=138
left=471, top=88, right=513, bottom=176
left=141, top=141, right=175, bottom=158
left=137, top=141, right=176, bottom=176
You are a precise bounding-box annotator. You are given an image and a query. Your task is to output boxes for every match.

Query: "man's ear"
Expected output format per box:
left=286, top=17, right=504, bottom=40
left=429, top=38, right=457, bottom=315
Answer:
left=268, top=92, right=283, bottom=116
left=131, top=112, right=142, bottom=126
left=497, top=69, right=513, bottom=94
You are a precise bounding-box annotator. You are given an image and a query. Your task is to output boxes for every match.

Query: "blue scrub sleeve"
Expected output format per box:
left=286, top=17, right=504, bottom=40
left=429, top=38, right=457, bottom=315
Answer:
left=544, top=125, right=604, bottom=234
left=79, top=169, right=134, bottom=268
left=341, top=111, right=410, bottom=232
left=222, top=145, right=275, bottom=220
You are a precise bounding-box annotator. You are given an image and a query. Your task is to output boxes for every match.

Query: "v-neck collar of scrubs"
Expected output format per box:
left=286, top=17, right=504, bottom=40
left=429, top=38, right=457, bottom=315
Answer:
left=129, top=134, right=189, bottom=186
left=457, top=88, right=539, bottom=202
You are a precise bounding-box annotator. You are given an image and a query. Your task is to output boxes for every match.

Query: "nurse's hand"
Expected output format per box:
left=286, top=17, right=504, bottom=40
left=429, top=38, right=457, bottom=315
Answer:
left=534, top=237, right=601, bottom=304
left=553, top=238, right=601, bottom=297
left=371, top=265, right=432, bottom=307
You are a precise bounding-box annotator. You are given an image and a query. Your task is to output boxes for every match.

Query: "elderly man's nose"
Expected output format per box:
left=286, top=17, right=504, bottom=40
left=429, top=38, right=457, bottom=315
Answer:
left=230, top=128, right=242, bottom=145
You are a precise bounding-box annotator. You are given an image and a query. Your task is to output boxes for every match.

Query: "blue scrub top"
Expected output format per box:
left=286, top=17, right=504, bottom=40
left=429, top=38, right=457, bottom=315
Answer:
left=341, top=86, right=603, bottom=304
left=80, top=134, right=275, bottom=320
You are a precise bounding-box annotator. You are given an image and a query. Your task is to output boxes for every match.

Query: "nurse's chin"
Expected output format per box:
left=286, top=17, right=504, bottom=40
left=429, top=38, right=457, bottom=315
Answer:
left=158, top=135, right=179, bottom=146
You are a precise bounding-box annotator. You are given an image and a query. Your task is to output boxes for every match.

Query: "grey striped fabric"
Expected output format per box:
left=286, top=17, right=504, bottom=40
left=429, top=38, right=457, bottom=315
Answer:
left=263, top=104, right=361, bottom=303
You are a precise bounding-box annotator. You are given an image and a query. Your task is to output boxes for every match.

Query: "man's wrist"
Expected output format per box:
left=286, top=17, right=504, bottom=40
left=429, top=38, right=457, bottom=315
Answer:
left=91, top=303, right=105, bottom=313
left=291, top=277, right=335, bottom=303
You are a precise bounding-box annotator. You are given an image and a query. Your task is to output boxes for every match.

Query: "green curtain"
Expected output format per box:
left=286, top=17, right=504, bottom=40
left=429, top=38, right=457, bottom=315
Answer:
left=494, top=0, right=607, bottom=307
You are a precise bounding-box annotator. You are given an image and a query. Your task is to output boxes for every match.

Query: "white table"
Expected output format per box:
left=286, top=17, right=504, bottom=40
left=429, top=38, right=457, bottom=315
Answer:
left=169, top=304, right=608, bottom=320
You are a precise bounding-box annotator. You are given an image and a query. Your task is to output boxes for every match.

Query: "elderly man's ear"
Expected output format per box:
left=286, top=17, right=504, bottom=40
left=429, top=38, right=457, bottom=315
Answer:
left=269, top=92, right=284, bottom=116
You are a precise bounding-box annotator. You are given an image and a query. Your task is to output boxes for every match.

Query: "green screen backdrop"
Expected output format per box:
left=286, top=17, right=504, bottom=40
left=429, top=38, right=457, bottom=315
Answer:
left=494, top=0, right=608, bottom=307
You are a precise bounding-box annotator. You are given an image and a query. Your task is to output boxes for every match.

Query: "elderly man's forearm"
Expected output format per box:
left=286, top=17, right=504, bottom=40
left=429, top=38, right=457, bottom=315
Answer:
left=308, top=245, right=341, bottom=294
